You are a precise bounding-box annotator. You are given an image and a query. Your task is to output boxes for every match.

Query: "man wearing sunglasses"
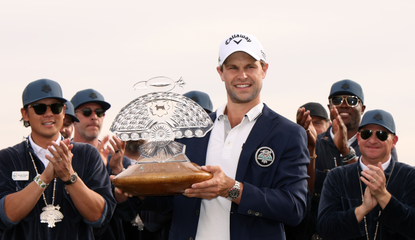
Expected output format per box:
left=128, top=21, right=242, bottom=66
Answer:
left=71, top=89, right=132, bottom=240
left=60, top=101, right=79, bottom=139
left=298, top=79, right=398, bottom=238
left=0, top=79, right=116, bottom=239
left=311, top=79, right=367, bottom=210
left=317, top=109, right=415, bottom=239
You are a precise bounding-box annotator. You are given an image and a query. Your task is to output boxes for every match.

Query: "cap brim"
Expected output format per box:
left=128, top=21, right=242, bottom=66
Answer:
left=75, top=100, right=111, bottom=111
left=220, top=49, right=262, bottom=66
left=25, top=97, right=67, bottom=107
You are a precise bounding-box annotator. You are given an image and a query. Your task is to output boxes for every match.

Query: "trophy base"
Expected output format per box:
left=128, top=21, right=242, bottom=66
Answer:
left=112, top=161, right=213, bottom=196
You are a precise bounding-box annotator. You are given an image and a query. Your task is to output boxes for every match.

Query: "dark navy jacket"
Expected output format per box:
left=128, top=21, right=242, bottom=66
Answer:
left=0, top=140, right=116, bottom=240
left=135, top=104, right=309, bottom=240
left=94, top=155, right=132, bottom=240
left=312, top=126, right=397, bottom=217
left=318, top=158, right=415, bottom=239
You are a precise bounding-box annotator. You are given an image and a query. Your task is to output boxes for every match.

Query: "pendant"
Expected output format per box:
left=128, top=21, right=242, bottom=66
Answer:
left=131, top=214, right=144, bottom=231
left=40, top=204, right=64, bottom=228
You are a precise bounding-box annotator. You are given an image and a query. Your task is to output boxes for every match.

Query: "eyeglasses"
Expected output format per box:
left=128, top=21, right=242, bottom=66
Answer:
left=28, top=103, right=65, bottom=115
left=359, top=129, right=390, bottom=141
left=77, top=108, right=106, bottom=118
left=330, top=96, right=360, bottom=107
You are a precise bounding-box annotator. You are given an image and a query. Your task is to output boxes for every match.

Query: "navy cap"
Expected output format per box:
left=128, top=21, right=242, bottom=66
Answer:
left=22, top=79, right=67, bottom=106
left=328, top=79, right=364, bottom=104
left=64, top=101, right=79, bottom=122
left=71, top=89, right=111, bottom=110
left=299, top=102, right=328, bottom=119
left=183, top=91, right=213, bottom=113
left=359, top=109, right=395, bottom=134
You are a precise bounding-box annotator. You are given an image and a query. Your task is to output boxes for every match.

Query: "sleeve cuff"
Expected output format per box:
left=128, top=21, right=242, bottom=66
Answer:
left=0, top=196, right=20, bottom=229
left=83, top=201, right=108, bottom=228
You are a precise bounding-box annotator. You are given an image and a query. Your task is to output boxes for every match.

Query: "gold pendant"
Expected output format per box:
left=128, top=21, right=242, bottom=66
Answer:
left=40, top=204, right=64, bottom=228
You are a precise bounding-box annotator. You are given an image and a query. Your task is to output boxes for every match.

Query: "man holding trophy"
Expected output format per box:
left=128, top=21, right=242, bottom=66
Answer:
left=114, top=32, right=309, bottom=240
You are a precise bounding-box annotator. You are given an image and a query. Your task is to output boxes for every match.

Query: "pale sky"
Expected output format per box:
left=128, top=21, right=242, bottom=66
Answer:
left=1, top=1, right=414, bottom=165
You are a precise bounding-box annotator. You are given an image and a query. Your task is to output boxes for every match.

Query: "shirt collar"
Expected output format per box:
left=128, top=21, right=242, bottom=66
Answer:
left=359, top=155, right=391, bottom=171
left=330, top=128, right=357, bottom=147
left=216, top=102, right=264, bottom=122
left=29, top=133, right=62, bottom=159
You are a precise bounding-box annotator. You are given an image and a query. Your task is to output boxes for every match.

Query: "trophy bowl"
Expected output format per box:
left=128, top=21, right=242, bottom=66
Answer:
left=112, top=162, right=212, bottom=196
left=110, top=79, right=214, bottom=196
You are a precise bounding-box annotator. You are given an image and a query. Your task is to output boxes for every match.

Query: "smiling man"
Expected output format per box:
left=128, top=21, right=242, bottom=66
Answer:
left=124, top=32, right=309, bottom=240
left=0, top=79, right=115, bottom=239
left=298, top=79, right=398, bottom=238
left=309, top=80, right=366, bottom=238
left=318, top=109, right=415, bottom=239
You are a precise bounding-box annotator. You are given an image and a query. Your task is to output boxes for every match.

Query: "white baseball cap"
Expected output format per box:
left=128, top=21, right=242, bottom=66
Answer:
left=218, top=32, right=266, bottom=66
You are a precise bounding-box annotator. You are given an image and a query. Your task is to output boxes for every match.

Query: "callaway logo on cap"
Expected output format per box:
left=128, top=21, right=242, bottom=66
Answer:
left=218, top=32, right=266, bottom=66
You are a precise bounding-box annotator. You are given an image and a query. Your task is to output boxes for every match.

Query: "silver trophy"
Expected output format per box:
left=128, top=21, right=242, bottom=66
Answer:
left=111, top=77, right=213, bottom=196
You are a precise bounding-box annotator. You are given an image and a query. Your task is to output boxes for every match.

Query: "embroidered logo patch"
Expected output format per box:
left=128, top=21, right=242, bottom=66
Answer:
left=89, top=92, right=98, bottom=99
left=374, top=114, right=383, bottom=121
left=255, top=147, right=275, bottom=167
left=341, top=83, right=350, bottom=90
left=41, top=85, right=52, bottom=93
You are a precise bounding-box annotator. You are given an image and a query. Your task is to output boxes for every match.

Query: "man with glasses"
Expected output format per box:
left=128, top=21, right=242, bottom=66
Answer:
left=71, top=89, right=111, bottom=148
left=0, top=79, right=116, bottom=239
left=71, top=88, right=129, bottom=170
left=60, top=101, right=79, bottom=139
left=70, top=88, right=132, bottom=240
left=317, top=109, right=415, bottom=239
left=297, top=79, right=398, bottom=238
left=313, top=80, right=366, bottom=207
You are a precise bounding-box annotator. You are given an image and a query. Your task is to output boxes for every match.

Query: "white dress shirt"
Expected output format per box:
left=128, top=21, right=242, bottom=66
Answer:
left=195, top=103, right=263, bottom=240
left=29, top=133, right=62, bottom=167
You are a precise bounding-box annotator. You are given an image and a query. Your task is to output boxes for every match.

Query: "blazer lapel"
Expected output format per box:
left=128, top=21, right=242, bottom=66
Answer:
left=235, top=104, right=279, bottom=181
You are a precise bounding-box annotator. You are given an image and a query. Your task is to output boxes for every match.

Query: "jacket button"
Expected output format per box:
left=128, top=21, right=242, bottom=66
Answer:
left=247, top=210, right=252, bottom=214
left=196, top=210, right=200, bottom=216
left=189, top=238, right=194, bottom=240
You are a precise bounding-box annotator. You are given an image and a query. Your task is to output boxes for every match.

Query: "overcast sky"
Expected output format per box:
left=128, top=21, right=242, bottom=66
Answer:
left=1, top=1, right=414, bottom=165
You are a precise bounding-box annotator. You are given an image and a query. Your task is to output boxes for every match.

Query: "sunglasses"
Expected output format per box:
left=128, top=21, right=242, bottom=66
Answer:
left=330, top=96, right=360, bottom=107
left=28, top=103, right=65, bottom=115
left=77, top=108, right=106, bottom=118
left=359, top=129, right=390, bottom=141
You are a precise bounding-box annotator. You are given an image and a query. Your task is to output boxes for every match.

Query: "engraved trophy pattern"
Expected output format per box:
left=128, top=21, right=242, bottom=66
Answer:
left=110, top=77, right=213, bottom=196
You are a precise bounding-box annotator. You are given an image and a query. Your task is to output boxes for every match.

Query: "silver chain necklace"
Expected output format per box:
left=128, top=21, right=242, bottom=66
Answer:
left=29, top=151, right=64, bottom=228
left=357, top=161, right=395, bottom=240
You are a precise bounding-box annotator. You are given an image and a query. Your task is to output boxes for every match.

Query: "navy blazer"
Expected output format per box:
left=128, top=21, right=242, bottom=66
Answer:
left=139, top=104, right=309, bottom=240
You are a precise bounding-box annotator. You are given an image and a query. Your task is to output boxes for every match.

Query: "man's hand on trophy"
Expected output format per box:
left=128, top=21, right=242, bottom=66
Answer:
left=110, top=175, right=145, bottom=202
left=183, top=165, right=237, bottom=201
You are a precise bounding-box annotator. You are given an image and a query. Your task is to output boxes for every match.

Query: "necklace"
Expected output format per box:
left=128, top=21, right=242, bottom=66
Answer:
left=357, top=161, right=395, bottom=240
left=29, top=151, right=64, bottom=228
